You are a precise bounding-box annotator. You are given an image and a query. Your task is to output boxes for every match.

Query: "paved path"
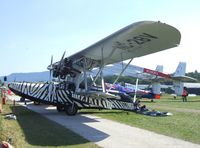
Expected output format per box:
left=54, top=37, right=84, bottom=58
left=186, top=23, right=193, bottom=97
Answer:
left=8, top=95, right=200, bottom=148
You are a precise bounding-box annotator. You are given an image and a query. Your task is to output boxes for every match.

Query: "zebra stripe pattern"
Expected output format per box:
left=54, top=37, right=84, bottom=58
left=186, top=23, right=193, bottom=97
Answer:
left=8, top=82, right=134, bottom=111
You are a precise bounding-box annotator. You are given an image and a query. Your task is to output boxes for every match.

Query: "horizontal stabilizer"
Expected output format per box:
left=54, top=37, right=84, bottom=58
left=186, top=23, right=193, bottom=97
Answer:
left=172, top=75, right=197, bottom=82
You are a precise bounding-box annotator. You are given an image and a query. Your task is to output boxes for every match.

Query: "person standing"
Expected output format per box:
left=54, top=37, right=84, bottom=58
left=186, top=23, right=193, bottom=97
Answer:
left=182, top=87, right=188, bottom=102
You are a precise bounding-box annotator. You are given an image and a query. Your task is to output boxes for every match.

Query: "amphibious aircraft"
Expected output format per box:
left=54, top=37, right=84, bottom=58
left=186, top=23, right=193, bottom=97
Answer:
left=8, top=21, right=181, bottom=115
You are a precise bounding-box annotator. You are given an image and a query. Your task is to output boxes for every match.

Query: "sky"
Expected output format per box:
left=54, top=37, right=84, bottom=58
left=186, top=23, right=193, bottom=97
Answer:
left=0, top=0, right=200, bottom=76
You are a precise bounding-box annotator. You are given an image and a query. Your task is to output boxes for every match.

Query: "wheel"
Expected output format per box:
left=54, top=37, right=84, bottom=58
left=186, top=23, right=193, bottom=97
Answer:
left=20, top=97, right=25, bottom=102
left=57, top=105, right=65, bottom=112
left=65, top=104, right=78, bottom=116
left=34, top=101, right=40, bottom=105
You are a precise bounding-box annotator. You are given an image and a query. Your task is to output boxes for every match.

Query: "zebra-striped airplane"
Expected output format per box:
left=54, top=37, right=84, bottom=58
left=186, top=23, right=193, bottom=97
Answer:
left=8, top=21, right=181, bottom=115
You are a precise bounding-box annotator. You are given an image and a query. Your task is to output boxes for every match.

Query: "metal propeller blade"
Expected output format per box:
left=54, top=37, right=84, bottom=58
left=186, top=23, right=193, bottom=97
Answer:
left=49, top=55, right=53, bottom=81
left=58, top=51, right=66, bottom=69
left=58, top=51, right=66, bottom=82
left=51, top=55, right=53, bottom=65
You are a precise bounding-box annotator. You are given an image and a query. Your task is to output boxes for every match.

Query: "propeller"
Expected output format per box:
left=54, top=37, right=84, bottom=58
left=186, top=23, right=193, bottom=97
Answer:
left=49, top=55, right=53, bottom=81
left=58, top=51, right=66, bottom=70
left=47, top=51, right=67, bottom=81
left=57, top=51, right=66, bottom=81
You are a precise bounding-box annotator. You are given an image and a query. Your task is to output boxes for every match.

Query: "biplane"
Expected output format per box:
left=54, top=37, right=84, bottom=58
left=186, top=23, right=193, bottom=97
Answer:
left=8, top=21, right=181, bottom=115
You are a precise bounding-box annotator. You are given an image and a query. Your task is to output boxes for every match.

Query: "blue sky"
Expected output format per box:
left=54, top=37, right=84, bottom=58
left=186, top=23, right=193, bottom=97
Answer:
left=0, top=0, right=200, bottom=76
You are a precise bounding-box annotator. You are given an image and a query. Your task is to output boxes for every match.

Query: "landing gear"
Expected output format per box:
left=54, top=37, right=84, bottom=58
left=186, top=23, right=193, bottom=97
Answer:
left=33, top=101, right=41, bottom=105
left=20, top=97, right=25, bottom=102
left=65, top=104, right=78, bottom=116
left=56, top=105, right=65, bottom=112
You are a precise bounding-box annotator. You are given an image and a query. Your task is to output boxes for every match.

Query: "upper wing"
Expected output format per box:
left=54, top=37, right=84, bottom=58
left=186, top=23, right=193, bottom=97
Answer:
left=69, top=21, right=181, bottom=70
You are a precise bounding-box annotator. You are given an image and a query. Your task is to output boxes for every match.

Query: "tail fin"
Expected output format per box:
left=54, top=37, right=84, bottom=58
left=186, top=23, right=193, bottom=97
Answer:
left=155, top=65, right=163, bottom=72
left=173, top=62, right=186, bottom=96
left=174, top=62, right=186, bottom=76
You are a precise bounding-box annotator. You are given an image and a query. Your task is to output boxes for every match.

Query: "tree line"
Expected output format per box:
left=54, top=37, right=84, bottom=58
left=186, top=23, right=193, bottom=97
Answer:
left=186, top=70, right=200, bottom=82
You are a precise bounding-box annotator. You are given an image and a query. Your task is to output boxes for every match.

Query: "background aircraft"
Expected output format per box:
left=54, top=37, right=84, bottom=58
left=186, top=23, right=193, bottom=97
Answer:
left=102, top=62, right=196, bottom=100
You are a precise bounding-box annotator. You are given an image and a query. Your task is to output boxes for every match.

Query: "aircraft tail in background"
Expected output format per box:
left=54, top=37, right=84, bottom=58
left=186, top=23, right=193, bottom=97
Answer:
left=173, top=62, right=186, bottom=96
left=143, top=62, right=196, bottom=97
left=172, top=62, right=197, bottom=96
left=155, top=65, right=163, bottom=72
left=171, top=62, right=196, bottom=82
left=173, top=62, right=186, bottom=76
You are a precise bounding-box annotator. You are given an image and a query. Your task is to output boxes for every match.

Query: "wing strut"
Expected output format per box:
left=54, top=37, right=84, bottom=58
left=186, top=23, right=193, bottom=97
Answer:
left=83, top=57, right=88, bottom=92
left=93, top=47, right=118, bottom=84
left=133, top=78, right=139, bottom=102
left=89, top=74, right=97, bottom=86
left=108, top=58, right=134, bottom=92
left=101, top=47, right=106, bottom=93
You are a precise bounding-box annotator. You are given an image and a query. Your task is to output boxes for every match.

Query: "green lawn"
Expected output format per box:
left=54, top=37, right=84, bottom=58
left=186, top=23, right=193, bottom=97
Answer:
left=80, top=95, right=200, bottom=144
left=1, top=95, right=199, bottom=146
left=146, top=95, right=200, bottom=110
left=0, top=100, right=98, bottom=148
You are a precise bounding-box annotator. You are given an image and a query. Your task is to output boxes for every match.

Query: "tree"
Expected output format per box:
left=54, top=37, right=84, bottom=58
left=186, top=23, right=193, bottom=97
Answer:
left=186, top=70, right=200, bottom=82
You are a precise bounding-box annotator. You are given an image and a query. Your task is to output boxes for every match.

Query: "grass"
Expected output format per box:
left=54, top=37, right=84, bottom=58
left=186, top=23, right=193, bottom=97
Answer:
left=1, top=94, right=200, bottom=146
left=0, top=99, right=98, bottom=148
left=79, top=95, right=200, bottom=144
left=146, top=95, right=200, bottom=110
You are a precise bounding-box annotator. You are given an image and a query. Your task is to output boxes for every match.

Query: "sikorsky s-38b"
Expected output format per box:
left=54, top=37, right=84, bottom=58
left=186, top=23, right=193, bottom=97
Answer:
left=8, top=21, right=181, bottom=115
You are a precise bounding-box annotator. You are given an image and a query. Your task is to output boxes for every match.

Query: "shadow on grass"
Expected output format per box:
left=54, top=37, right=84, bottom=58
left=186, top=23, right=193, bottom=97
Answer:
left=10, top=105, right=108, bottom=147
left=140, top=100, right=156, bottom=103
left=79, top=110, right=127, bottom=115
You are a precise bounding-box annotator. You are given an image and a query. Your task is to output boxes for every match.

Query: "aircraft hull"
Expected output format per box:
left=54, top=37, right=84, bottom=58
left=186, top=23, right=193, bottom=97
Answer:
left=8, top=82, right=135, bottom=113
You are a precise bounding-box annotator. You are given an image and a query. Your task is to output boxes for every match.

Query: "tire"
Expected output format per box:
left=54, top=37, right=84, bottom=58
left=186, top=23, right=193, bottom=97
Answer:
left=34, top=101, right=40, bottom=105
left=65, top=105, right=78, bottom=116
left=20, top=97, right=25, bottom=102
left=57, top=105, right=65, bottom=112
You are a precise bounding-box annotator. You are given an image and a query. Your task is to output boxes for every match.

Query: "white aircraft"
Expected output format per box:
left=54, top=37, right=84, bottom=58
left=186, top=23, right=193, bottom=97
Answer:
left=142, top=62, right=197, bottom=96
left=99, top=62, right=196, bottom=101
left=128, top=62, right=197, bottom=100
left=8, top=21, right=181, bottom=115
